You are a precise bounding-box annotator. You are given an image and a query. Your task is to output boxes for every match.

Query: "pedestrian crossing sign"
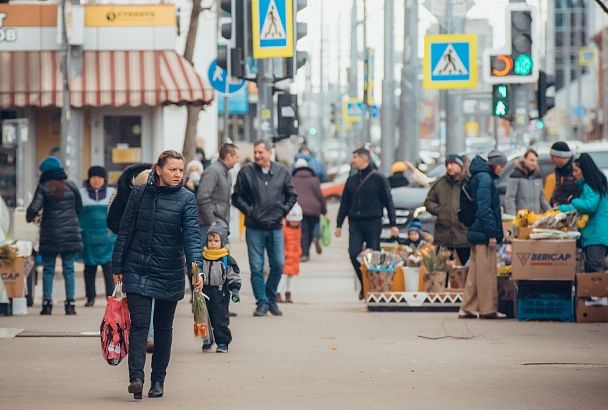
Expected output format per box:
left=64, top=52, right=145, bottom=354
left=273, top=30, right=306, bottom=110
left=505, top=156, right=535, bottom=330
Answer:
left=252, top=0, right=294, bottom=59
left=423, top=34, right=477, bottom=89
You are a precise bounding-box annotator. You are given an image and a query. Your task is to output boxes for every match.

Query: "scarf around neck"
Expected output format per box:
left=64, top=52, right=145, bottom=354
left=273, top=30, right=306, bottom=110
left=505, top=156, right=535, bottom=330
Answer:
left=203, top=247, right=229, bottom=261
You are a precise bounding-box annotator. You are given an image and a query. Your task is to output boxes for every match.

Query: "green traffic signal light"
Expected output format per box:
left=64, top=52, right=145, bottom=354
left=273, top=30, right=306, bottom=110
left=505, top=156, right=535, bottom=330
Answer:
left=514, top=54, right=533, bottom=76
left=308, top=127, right=317, bottom=136
left=496, top=85, right=508, bottom=98
left=494, top=101, right=508, bottom=117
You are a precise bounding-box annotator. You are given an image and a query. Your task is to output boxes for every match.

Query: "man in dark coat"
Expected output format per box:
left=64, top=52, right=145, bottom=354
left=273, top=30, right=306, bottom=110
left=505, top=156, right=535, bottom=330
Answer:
left=232, top=139, right=298, bottom=317
left=459, top=151, right=506, bottom=320
left=27, top=156, right=83, bottom=315
left=292, top=158, right=327, bottom=261
left=335, top=148, right=399, bottom=300
left=547, top=141, right=580, bottom=206
left=424, top=154, right=470, bottom=265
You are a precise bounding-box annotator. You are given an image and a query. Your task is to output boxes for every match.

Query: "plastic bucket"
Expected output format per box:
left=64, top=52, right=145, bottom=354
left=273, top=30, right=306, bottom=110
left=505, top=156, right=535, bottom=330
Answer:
left=404, top=267, right=419, bottom=292
left=12, top=297, right=28, bottom=315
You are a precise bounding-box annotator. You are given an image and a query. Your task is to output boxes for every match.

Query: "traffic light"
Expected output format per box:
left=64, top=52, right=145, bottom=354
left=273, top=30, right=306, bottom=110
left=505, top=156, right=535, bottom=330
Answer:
left=486, top=4, right=537, bottom=84
left=276, top=93, right=299, bottom=141
left=217, top=0, right=246, bottom=78
left=536, top=70, right=555, bottom=118
left=285, top=0, right=308, bottom=78
left=492, top=84, right=511, bottom=119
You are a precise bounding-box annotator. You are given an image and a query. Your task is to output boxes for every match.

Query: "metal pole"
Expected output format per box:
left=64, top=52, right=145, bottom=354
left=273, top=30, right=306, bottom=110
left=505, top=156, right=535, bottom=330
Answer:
left=398, top=0, right=419, bottom=163
left=381, top=0, right=395, bottom=174
left=444, top=2, right=466, bottom=156
left=222, top=45, right=231, bottom=143
left=60, top=0, right=71, bottom=176
left=362, top=0, right=371, bottom=144
left=349, top=0, right=358, bottom=149
left=256, top=59, right=274, bottom=140
left=564, top=6, right=572, bottom=139
left=575, top=4, right=583, bottom=140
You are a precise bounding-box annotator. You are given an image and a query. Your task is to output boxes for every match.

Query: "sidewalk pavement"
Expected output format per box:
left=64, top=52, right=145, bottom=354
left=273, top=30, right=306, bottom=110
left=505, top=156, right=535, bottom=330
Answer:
left=1, top=205, right=608, bottom=409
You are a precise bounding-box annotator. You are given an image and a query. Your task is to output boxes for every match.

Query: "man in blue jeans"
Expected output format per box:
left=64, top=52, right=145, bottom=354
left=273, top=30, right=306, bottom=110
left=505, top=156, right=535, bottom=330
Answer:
left=232, top=139, right=297, bottom=317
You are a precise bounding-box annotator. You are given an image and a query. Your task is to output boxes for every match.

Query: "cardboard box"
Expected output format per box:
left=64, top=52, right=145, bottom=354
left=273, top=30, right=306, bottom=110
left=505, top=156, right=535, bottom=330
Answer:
left=576, top=297, right=608, bottom=322
left=0, top=257, right=33, bottom=298
left=576, top=272, right=608, bottom=297
left=516, top=227, right=533, bottom=239
left=511, top=239, right=576, bottom=281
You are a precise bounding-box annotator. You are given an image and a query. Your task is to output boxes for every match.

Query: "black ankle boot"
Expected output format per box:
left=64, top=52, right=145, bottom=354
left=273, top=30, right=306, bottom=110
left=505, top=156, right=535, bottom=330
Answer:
left=84, top=298, right=94, bottom=307
left=148, top=380, right=164, bottom=398
left=128, top=379, right=143, bottom=400
left=40, top=300, right=53, bottom=315
left=64, top=299, right=76, bottom=315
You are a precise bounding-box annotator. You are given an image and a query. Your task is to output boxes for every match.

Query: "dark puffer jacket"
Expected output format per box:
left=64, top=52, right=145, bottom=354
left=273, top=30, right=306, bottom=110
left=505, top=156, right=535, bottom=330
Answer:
left=232, top=162, right=298, bottom=230
left=112, top=172, right=203, bottom=302
left=107, top=163, right=153, bottom=234
left=466, top=155, right=503, bottom=245
left=292, top=167, right=326, bottom=217
left=26, top=169, right=83, bottom=255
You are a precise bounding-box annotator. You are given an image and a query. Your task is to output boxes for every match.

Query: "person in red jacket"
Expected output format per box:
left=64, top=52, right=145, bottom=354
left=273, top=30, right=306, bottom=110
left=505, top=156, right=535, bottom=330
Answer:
left=277, top=204, right=303, bottom=303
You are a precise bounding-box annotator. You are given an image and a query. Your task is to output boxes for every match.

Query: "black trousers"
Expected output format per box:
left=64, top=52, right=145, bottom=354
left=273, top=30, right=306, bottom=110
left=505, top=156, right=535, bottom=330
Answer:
left=584, top=245, right=608, bottom=272
left=127, top=293, right=178, bottom=383
left=84, top=263, right=113, bottom=300
left=348, top=218, right=382, bottom=286
left=301, top=215, right=320, bottom=257
left=203, top=286, right=232, bottom=345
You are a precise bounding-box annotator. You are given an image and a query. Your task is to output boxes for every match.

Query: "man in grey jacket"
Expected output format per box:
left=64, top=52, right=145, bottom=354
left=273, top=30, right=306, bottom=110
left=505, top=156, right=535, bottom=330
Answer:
left=197, top=143, right=240, bottom=240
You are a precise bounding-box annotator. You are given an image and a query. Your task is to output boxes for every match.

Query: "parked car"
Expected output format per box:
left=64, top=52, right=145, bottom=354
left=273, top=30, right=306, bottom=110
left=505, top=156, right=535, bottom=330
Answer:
left=321, top=171, right=349, bottom=202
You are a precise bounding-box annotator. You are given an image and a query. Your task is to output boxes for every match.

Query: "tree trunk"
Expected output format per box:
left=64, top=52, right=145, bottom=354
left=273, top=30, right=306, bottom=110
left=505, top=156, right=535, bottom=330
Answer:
left=182, top=0, right=202, bottom=163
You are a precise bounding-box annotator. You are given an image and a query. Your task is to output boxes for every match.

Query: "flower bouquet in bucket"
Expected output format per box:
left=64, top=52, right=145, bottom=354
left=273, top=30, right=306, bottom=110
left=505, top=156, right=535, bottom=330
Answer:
left=192, top=263, right=213, bottom=345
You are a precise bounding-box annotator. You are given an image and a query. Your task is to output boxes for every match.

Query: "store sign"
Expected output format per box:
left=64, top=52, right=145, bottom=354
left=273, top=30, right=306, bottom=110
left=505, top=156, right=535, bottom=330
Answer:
left=0, top=13, right=18, bottom=43
left=85, top=5, right=175, bottom=27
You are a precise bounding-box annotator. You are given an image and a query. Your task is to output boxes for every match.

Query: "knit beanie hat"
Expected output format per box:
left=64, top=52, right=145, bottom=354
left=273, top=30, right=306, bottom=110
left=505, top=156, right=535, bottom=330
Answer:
left=294, top=158, right=308, bottom=169
left=207, top=225, right=228, bottom=247
left=487, top=150, right=508, bottom=167
left=39, top=156, right=62, bottom=172
left=286, top=203, right=303, bottom=222
left=88, top=165, right=107, bottom=180
left=407, top=218, right=422, bottom=233
left=390, top=161, right=407, bottom=174
left=550, top=141, right=573, bottom=158
left=445, top=154, right=464, bottom=169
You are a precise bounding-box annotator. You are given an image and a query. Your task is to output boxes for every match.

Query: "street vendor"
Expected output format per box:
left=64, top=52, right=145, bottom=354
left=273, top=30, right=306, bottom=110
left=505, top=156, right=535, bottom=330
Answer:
left=558, top=154, right=608, bottom=272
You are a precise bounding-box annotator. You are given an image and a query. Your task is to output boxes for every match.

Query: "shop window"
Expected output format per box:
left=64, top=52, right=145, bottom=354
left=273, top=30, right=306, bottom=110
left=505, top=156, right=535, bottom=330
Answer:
left=0, top=111, right=19, bottom=207
left=103, top=116, right=143, bottom=185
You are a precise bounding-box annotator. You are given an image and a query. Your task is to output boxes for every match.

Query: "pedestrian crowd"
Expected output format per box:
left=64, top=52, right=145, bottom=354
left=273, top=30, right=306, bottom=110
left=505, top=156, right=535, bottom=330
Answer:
left=22, top=138, right=608, bottom=400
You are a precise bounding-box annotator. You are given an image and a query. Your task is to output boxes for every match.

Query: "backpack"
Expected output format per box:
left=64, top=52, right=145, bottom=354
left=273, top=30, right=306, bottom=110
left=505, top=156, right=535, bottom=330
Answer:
left=458, top=179, right=476, bottom=227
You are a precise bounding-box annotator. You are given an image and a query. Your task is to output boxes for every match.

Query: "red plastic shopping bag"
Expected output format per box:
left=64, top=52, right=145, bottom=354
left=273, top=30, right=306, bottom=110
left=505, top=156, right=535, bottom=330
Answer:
left=100, top=283, right=130, bottom=366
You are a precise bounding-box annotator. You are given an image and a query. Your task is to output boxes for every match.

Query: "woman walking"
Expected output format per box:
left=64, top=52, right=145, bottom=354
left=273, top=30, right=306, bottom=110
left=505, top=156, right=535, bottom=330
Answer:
left=26, top=156, right=83, bottom=315
left=558, top=153, right=608, bottom=272
left=291, top=158, right=326, bottom=261
left=112, top=150, right=203, bottom=400
left=79, top=166, right=115, bottom=306
left=505, top=148, right=551, bottom=215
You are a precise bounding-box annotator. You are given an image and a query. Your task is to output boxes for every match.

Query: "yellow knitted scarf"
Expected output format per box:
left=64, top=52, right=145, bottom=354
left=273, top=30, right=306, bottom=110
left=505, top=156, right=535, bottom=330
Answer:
left=203, top=247, right=229, bottom=260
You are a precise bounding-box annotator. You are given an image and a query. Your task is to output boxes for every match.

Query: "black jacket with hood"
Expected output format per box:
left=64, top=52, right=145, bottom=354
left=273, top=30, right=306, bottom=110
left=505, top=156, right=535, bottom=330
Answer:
left=466, top=155, right=503, bottom=245
left=111, top=172, right=203, bottom=302
left=26, top=169, right=83, bottom=255
left=336, top=164, right=397, bottom=228
left=232, top=161, right=298, bottom=230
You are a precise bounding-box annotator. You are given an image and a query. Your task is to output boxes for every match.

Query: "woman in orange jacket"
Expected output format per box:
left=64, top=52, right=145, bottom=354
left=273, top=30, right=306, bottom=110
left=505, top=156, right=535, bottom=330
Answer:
left=277, top=204, right=302, bottom=303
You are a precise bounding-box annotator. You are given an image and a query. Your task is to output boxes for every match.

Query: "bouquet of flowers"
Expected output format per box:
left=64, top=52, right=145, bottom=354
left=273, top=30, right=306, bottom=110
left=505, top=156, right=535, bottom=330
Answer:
left=192, top=263, right=213, bottom=344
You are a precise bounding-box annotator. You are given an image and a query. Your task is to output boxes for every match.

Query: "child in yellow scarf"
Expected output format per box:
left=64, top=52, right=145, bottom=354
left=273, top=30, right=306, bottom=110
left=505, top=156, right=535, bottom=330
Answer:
left=197, top=226, right=241, bottom=353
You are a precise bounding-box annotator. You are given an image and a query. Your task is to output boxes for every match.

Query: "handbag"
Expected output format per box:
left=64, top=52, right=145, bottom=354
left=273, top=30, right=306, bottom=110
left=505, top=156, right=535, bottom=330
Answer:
left=100, top=283, right=131, bottom=366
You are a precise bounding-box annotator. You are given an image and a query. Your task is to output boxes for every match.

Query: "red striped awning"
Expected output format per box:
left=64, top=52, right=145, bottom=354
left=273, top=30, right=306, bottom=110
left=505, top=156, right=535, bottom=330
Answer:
left=0, top=50, right=212, bottom=108
left=0, top=51, right=62, bottom=107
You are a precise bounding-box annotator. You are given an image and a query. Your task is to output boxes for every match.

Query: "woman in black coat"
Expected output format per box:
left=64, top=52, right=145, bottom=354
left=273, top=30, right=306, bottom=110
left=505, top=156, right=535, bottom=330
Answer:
left=26, top=156, right=83, bottom=315
left=112, top=150, right=203, bottom=400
